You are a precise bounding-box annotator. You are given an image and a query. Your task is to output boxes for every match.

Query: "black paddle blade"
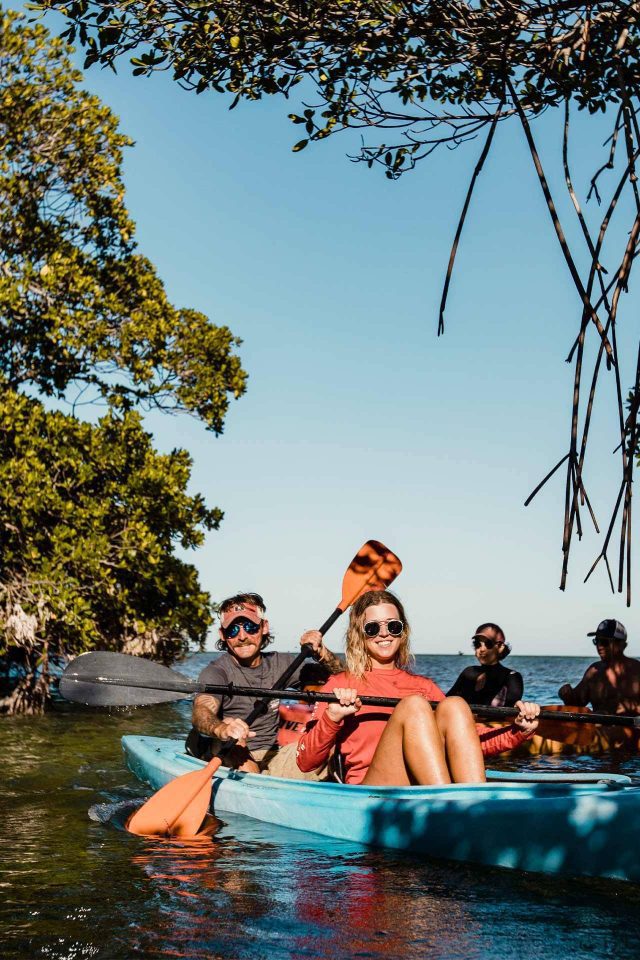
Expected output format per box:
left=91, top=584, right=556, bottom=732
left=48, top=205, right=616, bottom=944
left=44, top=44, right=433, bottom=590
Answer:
left=60, top=651, right=193, bottom=707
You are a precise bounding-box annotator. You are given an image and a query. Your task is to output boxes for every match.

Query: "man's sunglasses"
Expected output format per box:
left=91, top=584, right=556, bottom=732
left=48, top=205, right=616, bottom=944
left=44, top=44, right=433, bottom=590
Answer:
left=592, top=636, right=612, bottom=646
left=363, top=619, right=404, bottom=638
left=473, top=637, right=498, bottom=650
left=223, top=619, right=261, bottom=640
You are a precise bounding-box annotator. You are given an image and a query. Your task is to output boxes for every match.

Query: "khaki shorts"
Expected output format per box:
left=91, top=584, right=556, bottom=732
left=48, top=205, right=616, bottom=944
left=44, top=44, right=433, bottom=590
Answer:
left=251, top=741, right=328, bottom=781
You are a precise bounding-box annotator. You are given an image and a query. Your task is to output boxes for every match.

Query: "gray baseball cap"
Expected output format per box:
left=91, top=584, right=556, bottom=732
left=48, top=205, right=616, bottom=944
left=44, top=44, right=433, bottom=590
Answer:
left=587, top=619, right=627, bottom=641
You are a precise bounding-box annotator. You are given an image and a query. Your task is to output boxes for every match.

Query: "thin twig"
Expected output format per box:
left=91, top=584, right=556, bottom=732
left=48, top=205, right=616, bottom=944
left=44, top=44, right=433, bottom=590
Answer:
left=438, top=102, right=503, bottom=336
left=507, top=76, right=614, bottom=362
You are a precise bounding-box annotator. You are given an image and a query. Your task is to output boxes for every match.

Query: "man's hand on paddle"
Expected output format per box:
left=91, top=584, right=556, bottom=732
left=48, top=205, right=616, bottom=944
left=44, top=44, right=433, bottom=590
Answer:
left=300, top=629, right=327, bottom=659
left=513, top=700, right=540, bottom=735
left=300, top=630, right=344, bottom=675
left=327, top=687, right=362, bottom=722
left=217, top=717, right=256, bottom=746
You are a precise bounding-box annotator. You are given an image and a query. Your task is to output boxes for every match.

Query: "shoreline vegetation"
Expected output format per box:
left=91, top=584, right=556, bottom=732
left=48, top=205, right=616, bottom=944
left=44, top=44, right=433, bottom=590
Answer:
left=0, top=10, right=246, bottom=714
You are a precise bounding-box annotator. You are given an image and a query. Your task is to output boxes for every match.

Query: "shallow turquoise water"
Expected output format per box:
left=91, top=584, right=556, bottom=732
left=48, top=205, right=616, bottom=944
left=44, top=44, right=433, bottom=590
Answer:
left=3, top=653, right=640, bottom=959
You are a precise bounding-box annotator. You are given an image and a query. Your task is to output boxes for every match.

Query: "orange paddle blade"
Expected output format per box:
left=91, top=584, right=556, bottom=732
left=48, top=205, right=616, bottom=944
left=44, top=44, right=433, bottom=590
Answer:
left=126, top=757, right=222, bottom=838
left=338, top=540, right=402, bottom=612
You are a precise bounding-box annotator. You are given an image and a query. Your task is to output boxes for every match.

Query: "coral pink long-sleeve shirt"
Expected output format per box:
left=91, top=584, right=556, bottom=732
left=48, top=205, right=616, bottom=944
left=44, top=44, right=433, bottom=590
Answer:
left=296, top=669, right=531, bottom=784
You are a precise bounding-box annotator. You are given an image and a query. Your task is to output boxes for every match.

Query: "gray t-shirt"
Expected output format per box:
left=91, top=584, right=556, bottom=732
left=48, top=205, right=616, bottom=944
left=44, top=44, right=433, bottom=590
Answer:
left=197, top=651, right=301, bottom=752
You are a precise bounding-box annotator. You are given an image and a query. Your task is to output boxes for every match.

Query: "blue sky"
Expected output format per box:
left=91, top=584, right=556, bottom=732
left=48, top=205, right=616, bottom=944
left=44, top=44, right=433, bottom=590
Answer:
left=13, top=4, right=640, bottom=655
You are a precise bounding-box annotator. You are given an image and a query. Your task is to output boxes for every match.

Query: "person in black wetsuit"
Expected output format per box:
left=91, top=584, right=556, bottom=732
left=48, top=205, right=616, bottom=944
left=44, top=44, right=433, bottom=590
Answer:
left=447, top=622, right=524, bottom=707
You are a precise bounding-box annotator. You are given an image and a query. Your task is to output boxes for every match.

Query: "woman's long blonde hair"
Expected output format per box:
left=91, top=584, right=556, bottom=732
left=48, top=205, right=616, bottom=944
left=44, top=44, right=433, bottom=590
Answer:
left=345, top=590, right=413, bottom=679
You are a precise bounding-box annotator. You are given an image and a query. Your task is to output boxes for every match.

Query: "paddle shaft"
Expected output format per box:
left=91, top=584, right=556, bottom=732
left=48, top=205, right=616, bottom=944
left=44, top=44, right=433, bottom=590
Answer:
left=64, top=673, right=640, bottom=728
left=318, top=607, right=343, bottom=636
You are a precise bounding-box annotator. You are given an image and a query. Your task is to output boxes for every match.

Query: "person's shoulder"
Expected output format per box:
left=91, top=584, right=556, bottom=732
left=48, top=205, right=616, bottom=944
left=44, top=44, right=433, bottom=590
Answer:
left=263, top=651, right=293, bottom=663
left=401, top=669, right=440, bottom=689
left=263, top=651, right=297, bottom=672
left=582, top=661, right=602, bottom=680
left=198, top=654, right=232, bottom=680
left=458, top=665, right=479, bottom=679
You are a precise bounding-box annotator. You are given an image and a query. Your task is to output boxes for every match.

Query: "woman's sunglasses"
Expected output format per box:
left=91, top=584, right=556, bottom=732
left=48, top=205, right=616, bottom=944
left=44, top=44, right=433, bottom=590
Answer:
left=363, top=619, right=404, bottom=638
left=472, top=637, right=498, bottom=650
left=223, top=619, right=261, bottom=640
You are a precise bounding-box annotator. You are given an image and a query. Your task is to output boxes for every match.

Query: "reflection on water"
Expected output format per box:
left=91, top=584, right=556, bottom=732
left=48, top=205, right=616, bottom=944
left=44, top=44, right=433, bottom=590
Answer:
left=3, top=653, right=640, bottom=959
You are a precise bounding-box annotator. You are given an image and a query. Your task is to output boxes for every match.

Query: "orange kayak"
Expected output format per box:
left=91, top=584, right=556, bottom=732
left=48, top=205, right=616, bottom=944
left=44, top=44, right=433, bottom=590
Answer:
left=277, top=700, right=313, bottom=746
left=508, top=704, right=640, bottom=756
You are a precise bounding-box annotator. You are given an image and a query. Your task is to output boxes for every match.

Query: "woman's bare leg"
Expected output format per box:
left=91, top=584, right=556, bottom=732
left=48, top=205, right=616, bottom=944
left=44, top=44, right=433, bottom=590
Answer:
left=362, top=695, right=452, bottom=786
left=434, top=697, right=486, bottom=783
left=362, top=695, right=486, bottom=786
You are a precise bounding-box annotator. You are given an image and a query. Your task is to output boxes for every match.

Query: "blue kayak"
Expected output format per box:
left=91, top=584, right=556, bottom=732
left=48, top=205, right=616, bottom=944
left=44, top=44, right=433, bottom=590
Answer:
left=122, top=735, right=640, bottom=883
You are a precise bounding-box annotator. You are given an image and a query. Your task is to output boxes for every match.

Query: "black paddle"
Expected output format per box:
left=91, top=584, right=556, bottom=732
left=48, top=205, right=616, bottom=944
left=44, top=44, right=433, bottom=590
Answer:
left=59, top=651, right=640, bottom=729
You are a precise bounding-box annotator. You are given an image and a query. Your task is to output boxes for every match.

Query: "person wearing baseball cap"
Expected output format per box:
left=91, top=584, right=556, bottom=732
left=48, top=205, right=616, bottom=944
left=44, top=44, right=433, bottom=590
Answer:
left=186, top=592, right=342, bottom=777
left=558, top=619, right=640, bottom=716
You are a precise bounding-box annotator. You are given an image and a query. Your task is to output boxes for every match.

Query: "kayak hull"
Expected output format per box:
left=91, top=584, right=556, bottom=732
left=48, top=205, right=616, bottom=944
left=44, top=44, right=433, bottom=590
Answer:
left=122, top=735, right=640, bottom=883
left=511, top=726, right=640, bottom=756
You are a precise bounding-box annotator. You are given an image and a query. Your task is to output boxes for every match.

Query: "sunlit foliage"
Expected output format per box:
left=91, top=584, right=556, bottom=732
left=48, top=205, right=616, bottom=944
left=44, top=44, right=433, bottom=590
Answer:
left=0, top=10, right=247, bottom=711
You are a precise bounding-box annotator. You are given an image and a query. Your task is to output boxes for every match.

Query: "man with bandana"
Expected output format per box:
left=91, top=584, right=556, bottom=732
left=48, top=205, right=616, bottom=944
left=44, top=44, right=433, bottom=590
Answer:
left=186, top=592, right=342, bottom=777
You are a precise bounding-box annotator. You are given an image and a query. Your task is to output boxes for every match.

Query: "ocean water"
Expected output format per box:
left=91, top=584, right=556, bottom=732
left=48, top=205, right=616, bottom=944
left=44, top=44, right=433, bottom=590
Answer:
left=2, top=652, right=640, bottom=960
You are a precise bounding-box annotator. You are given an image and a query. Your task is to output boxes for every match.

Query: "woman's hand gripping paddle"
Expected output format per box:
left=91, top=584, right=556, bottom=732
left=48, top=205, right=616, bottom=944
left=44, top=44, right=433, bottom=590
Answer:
left=125, top=539, right=402, bottom=838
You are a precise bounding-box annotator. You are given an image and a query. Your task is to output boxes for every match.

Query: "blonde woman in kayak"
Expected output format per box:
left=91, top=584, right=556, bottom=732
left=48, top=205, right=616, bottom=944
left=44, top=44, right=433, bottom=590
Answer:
left=296, top=590, right=540, bottom=785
